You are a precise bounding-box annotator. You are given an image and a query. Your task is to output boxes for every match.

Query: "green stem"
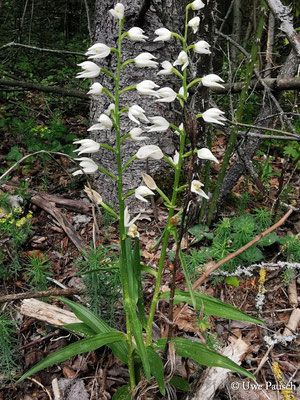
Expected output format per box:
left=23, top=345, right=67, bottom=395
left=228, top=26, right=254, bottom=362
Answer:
left=187, top=78, right=202, bottom=90
left=102, top=88, right=115, bottom=101
left=171, top=32, right=185, bottom=44
left=97, top=166, right=118, bottom=180
left=123, top=189, right=136, bottom=200
left=122, top=155, right=137, bottom=172
left=121, top=59, right=135, bottom=69
left=206, top=1, right=266, bottom=226
left=199, top=131, right=212, bottom=222
left=100, top=68, right=116, bottom=81
left=119, top=85, right=136, bottom=95
left=99, top=144, right=117, bottom=154
left=115, top=20, right=135, bottom=389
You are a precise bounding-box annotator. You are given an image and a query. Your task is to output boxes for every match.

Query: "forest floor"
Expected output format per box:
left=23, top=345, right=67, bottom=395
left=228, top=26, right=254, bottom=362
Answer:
left=0, top=94, right=299, bottom=400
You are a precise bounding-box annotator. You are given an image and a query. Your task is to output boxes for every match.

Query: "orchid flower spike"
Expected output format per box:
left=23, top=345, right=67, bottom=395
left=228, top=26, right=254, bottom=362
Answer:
left=72, top=158, right=98, bottom=176
left=85, top=43, right=111, bottom=59
left=193, top=40, right=211, bottom=55
left=201, top=74, right=225, bottom=89
left=136, top=145, right=164, bottom=160
left=135, top=186, right=155, bottom=202
left=87, top=82, right=104, bottom=95
left=157, top=61, right=173, bottom=76
left=128, top=27, right=148, bottom=42
left=134, top=52, right=158, bottom=68
left=88, top=114, right=113, bottom=131
left=109, top=3, right=124, bottom=20
left=128, top=105, right=149, bottom=125
left=154, top=28, right=172, bottom=42
left=73, top=139, right=100, bottom=155
left=188, top=16, right=200, bottom=34
left=191, top=180, right=209, bottom=199
left=190, top=0, right=205, bottom=10
left=147, top=116, right=169, bottom=132
left=173, top=51, right=189, bottom=71
left=201, top=108, right=226, bottom=126
left=155, top=87, right=177, bottom=103
left=129, top=128, right=149, bottom=141
left=197, top=148, right=219, bottom=163
left=136, top=80, right=160, bottom=96
left=76, top=61, right=100, bottom=79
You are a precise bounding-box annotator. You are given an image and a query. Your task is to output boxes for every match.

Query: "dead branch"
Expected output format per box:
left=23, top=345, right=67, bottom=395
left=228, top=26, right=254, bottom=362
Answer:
left=0, top=79, right=89, bottom=100
left=0, top=288, right=81, bottom=304
left=227, top=119, right=299, bottom=138
left=31, top=194, right=89, bottom=253
left=192, top=208, right=293, bottom=290
left=266, top=0, right=300, bottom=56
left=0, top=41, right=84, bottom=56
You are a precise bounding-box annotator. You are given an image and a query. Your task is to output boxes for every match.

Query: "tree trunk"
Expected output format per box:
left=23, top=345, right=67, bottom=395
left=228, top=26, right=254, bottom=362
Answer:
left=89, top=0, right=215, bottom=209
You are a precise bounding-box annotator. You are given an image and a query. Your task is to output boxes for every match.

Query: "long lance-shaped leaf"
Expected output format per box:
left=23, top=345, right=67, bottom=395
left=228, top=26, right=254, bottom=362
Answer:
left=159, top=290, right=264, bottom=325
left=179, top=249, right=196, bottom=309
left=126, top=304, right=150, bottom=380
left=146, top=347, right=165, bottom=396
left=154, top=338, right=254, bottom=379
left=17, top=332, right=126, bottom=383
left=57, top=297, right=128, bottom=363
left=133, top=238, right=147, bottom=327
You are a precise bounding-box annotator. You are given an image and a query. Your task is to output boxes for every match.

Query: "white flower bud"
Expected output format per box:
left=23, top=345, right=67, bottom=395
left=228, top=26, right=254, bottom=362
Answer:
left=197, top=148, right=219, bottom=163
left=136, top=145, right=164, bottom=160
left=173, top=51, right=189, bottom=71
left=73, top=139, right=100, bottom=155
left=87, top=82, right=104, bottom=95
left=191, top=180, right=209, bottom=199
left=135, top=186, right=155, bottom=202
left=188, top=16, right=200, bottom=34
left=157, top=61, right=173, bottom=76
left=201, top=108, right=226, bottom=126
left=202, top=74, right=225, bottom=89
left=147, top=116, right=169, bottom=132
left=73, top=158, right=98, bottom=176
left=85, top=43, right=111, bottom=59
left=154, top=28, right=172, bottom=42
left=128, top=27, right=148, bottom=42
left=193, top=40, right=211, bottom=55
left=109, top=3, right=124, bottom=20
left=76, top=61, right=100, bottom=79
left=134, top=52, right=158, bottom=68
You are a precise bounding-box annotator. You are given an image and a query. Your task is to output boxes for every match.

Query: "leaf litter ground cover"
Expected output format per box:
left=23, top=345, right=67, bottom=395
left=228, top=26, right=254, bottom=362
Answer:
left=0, top=105, right=299, bottom=399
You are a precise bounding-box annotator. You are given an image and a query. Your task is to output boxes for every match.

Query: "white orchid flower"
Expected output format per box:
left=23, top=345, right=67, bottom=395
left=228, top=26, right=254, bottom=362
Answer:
left=201, top=74, right=225, bottom=89
left=76, top=61, right=100, bottom=79
left=191, top=180, right=209, bottom=199
left=124, top=207, right=140, bottom=238
left=190, top=0, right=205, bottom=10
left=157, top=61, right=173, bottom=76
left=84, top=186, right=103, bottom=204
left=109, top=3, right=124, bottom=20
left=135, top=186, right=155, bottom=202
left=201, top=108, right=226, bottom=126
left=155, top=87, right=177, bottom=103
left=104, top=103, right=115, bottom=115
left=128, top=105, right=149, bottom=125
left=136, top=145, right=164, bottom=160
left=169, top=151, right=179, bottom=165
left=193, top=40, right=211, bottom=54
left=72, top=158, right=98, bottom=176
left=188, top=16, right=200, bottom=34
left=129, top=128, right=149, bottom=141
left=136, top=80, right=160, bottom=96
left=88, top=114, right=113, bottom=131
left=147, top=116, right=169, bottom=132
left=197, top=148, right=219, bottom=163
left=87, top=82, right=104, bottom=95
left=73, top=139, right=100, bottom=155
left=128, top=27, right=148, bottom=42
left=85, top=43, right=111, bottom=59
left=179, top=86, right=189, bottom=98
left=154, top=28, right=172, bottom=42
left=173, top=51, right=189, bottom=71
left=141, top=172, right=157, bottom=190
left=134, top=52, right=158, bottom=68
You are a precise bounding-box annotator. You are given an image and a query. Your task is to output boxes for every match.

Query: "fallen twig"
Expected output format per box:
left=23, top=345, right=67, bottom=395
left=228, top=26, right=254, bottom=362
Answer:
left=192, top=208, right=293, bottom=290
left=0, top=288, right=81, bottom=303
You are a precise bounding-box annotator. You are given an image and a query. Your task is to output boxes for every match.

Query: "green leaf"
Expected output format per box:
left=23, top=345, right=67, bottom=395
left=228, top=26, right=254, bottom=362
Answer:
left=240, top=247, right=263, bottom=262
left=179, top=249, right=196, bottom=309
left=133, top=238, right=146, bottom=327
left=64, top=322, right=97, bottom=338
left=225, top=277, right=240, bottom=287
left=258, top=232, right=279, bottom=247
left=112, top=385, right=131, bottom=399
left=57, top=297, right=128, bottom=364
left=125, top=238, right=138, bottom=305
left=154, top=338, right=254, bottom=379
left=126, top=305, right=150, bottom=381
left=6, top=146, right=23, bottom=161
left=170, top=376, right=191, bottom=392
left=188, top=224, right=211, bottom=244
left=147, top=347, right=165, bottom=395
left=159, top=290, right=264, bottom=325
left=17, top=332, right=126, bottom=383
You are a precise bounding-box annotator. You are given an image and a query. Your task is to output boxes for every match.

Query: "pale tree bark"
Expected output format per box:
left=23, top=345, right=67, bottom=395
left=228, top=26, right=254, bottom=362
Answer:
left=89, top=0, right=215, bottom=209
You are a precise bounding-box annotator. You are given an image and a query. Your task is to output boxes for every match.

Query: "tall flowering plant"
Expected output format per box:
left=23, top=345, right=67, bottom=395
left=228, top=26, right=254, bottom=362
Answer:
left=17, top=2, right=262, bottom=397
